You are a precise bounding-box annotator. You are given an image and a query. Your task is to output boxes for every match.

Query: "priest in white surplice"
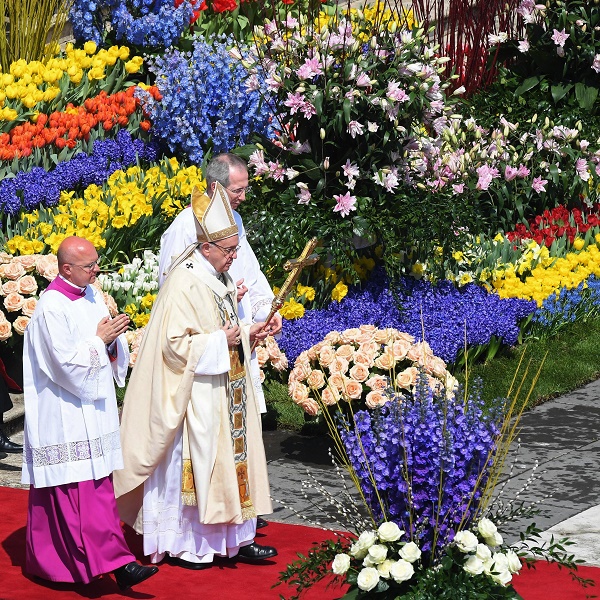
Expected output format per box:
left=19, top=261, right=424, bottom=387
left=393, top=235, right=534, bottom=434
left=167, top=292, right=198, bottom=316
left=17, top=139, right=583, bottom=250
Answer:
left=22, top=236, right=158, bottom=591
left=158, top=152, right=282, bottom=416
left=114, top=183, right=276, bottom=570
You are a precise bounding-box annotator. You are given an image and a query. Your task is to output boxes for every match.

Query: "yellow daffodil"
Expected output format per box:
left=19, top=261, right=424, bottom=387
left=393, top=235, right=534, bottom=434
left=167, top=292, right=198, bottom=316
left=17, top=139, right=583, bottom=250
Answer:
left=280, top=298, right=305, bottom=319
left=331, top=281, right=348, bottom=302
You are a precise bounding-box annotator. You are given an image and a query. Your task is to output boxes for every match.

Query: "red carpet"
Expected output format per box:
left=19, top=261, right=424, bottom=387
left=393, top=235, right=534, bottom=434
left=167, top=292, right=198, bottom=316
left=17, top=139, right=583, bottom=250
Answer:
left=1, top=486, right=597, bottom=599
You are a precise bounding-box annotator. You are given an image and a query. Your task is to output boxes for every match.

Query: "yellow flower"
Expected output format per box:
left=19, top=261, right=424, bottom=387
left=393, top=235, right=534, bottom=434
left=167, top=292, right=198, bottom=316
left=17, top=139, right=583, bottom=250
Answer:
left=280, top=298, right=305, bottom=320
left=459, top=272, right=473, bottom=285
left=411, top=262, right=425, bottom=278
left=133, top=313, right=150, bottom=328
left=124, top=303, right=138, bottom=317
left=452, top=251, right=464, bottom=261
left=494, top=233, right=504, bottom=242
left=331, top=281, right=348, bottom=302
left=572, top=238, right=585, bottom=251
left=296, top=284, right=315, bottom=302
left=84, top=41, right=97, bottom=55
left=140, top=293, right=156, bottom=310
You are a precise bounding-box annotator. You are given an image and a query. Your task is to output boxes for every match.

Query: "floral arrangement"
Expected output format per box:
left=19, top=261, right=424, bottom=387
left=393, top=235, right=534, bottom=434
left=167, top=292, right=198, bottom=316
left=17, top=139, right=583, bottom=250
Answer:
left=288, top=326, right=458, bottom=416
left=279, top=271, right=535, bottom=366
left=136, top=36, right=272, bottom=164
left=255, top=334, right=288, bottom=382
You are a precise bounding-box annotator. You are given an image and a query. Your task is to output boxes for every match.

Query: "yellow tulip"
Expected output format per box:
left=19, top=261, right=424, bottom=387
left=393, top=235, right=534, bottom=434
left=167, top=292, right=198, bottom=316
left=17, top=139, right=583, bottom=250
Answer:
left=84, top=41, right=97, bottom=55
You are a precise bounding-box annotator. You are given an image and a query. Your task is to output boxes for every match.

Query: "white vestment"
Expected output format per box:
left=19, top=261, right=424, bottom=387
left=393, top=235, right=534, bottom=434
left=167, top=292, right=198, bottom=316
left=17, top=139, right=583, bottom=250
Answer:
left=21, top=285, right=129, bottom=488
left=158, top=208, right=274, bottom=411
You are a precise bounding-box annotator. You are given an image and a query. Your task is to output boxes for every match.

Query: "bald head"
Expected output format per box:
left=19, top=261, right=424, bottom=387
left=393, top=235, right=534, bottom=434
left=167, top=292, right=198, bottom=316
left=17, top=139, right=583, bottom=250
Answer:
left=57, top=236, right=97, bottom=269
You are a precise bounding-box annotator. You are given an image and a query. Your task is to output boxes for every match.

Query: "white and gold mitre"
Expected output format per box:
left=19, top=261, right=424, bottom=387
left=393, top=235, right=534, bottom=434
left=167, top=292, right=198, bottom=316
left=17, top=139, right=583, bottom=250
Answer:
left=191, top=182, right=238, bottom=243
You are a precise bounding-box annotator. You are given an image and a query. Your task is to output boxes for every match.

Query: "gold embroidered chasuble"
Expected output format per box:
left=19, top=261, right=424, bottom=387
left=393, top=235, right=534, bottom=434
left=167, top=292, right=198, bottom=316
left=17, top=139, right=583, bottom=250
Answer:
left=114, top=255, right=272, bottom=529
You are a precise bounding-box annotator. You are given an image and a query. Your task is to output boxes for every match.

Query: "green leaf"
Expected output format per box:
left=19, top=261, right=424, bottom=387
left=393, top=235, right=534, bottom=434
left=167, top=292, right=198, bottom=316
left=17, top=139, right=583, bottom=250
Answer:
left=342, top=98, right=351, bottom=124
left=514, top=76, right=542, bottom=97
left=550, top=83, right=573, bottom=104
left=575, top=83, right=598, bottom=110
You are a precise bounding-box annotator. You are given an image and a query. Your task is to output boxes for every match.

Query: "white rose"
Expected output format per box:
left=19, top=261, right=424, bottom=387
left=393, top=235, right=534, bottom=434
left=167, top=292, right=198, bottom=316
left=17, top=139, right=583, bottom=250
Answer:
left=357, top=567, right=380, bottom=592
left=331, top=553, right=351, bottom=575
left=366, top=544, right=388, bottom=565
left=389, top=559, right=415, bottom=583
left=491, top=569, right=512, bottom=586
left=350, top=531, right=378, bottom=559
left=506, top=550, right=522, bottom=574
left=486, top=531, right=503, bottom=547
left=454, top=530, right=479, bottom=553
left=475, top=543, right=492, bottom=561
left=377, top=521, right=404, bottom=542
left=399, top=541, right=421, bottom=563
left=463, top=555, right=485, bottom=576
left=377, top=559, right=394, bottom=579
left=477, top=517, right=498, bottom=540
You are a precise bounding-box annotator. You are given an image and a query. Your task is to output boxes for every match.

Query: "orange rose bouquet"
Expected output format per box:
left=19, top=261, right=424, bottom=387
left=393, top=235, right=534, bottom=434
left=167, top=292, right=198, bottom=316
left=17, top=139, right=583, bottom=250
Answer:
left=288, top=325, right=458, bottom=416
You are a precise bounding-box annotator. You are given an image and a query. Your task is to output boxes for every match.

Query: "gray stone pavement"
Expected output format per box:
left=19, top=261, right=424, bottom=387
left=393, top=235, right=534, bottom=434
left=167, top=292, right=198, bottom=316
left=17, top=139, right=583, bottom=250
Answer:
left=2, top=379, right=599, bottom=566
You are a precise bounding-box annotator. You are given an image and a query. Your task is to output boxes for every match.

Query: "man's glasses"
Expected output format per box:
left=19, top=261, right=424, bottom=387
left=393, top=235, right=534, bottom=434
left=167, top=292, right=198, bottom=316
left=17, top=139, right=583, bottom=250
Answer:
left=69, top=259, right=101, bottom=272
left=210, top=242, right=240, bottom=257
left=226, top=185, right=251, bottom=197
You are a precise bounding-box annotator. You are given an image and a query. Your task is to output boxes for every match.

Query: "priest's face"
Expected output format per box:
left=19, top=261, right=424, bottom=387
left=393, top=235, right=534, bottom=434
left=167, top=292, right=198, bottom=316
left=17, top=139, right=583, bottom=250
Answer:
left=61, top=242, right=101, bottom=287
left=224, top=167, right=249, bottom=210
left=205, top=235, right=240, bottom=273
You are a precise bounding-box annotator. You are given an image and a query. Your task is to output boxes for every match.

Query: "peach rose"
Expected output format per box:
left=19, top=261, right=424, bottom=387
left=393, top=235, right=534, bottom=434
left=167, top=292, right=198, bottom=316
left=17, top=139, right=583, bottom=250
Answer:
left=2, top=280, right=19, bottom=295
left=0, top=252, right=12, bottom=264
left=359, top=324, right=378, bottom=334
left=374, top=327, right=395, bottom=343
left=336, top=344, right=355, bottom=361
left=13, top=315, right=30, bottom=335
left=255, top=346, right=269, bottom=368
left=396, top=331, right=415, bottom=344
left=4, top=292, right=25, bottom=312
left=341, top=328, right=361, bottom=343
left=0, top=319, right=12, bottom=341
left=328, top=372, right=346, bottom=391
left=323, top=330, right=342, bottom=344
left=407, top=340, right=433, bottom=366
left=307, top=341, right=324, bottom=361
left=342, top=379, right=364, bottom=400
left=289, top=381, right=311, bottom=405
left=365, top=375, right=388, bottom=390
left=318, top=344, right=336, bottom=367
left=349, top=363, right=370, bottom=382
left=21, top=297, right=37, bottom=317
left=271, top=356, right=288, bottom=371
left=354, top=350, right=375, bottom=368
left=365, top=390, right=388, bottom=409
left=356, top=330, right=376, bottom=345
left=0, top=261, right=25, bottom=280
left=259, top=369, right=266, bottom=383
left=391, top=339, right=412, bottom=361
left=102, top=292, right=119, bottom=317
left=306, top=369, right=326, bottom=390
left=13, top=254, right=38, bottom=271
left=396, top=367, right=419, bottom=390
left=35, top=254, right=59, bottom=281
left=428, top=375, right=444, bottom=395
left=298, top=397, right=320, bottom=416
left=426, top=356, right=447, bottom=379
left=321, top=385, right=340, bottom=406
left=18, top=275, right=38, bottom=296
left=328, top=356, right=349, bottom=375
left=359, top=341, right=380, bottom=356
left=374, top=350, right=395, bottom=371
left=265, top=335, right=281, bottom=360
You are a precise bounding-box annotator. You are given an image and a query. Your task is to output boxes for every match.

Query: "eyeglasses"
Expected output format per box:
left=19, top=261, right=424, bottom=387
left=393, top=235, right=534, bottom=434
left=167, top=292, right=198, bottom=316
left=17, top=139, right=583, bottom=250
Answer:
left=69, top=258, right=100, bottom=272
left=226, top=185, right=251, bottom=197
left=210, top=242, right=240, bottom=257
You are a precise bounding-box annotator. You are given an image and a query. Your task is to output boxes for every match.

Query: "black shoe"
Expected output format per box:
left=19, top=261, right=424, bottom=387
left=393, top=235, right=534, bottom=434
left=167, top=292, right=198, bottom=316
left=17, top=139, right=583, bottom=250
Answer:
left=0, top=434, right=22, bottom=453
left=113, top=562, right=158, bottom=591
left=167, top=555, right=211, bottom=570
left=256, top=516, right=268, bottom=529
left=237, top=542, right=278, bottom=562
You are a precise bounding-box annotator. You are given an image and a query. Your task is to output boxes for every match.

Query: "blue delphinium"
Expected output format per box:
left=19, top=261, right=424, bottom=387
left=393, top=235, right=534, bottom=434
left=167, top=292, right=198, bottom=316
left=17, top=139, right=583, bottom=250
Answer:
left=70, top=0, right=196, bottom=49
left=278, top=270, right=536, bottom=365
left=0, top=131, right=159, bottom=216
left=339, top=378, right=501, bottom=563
left=137, top=36, right=273, bottom=164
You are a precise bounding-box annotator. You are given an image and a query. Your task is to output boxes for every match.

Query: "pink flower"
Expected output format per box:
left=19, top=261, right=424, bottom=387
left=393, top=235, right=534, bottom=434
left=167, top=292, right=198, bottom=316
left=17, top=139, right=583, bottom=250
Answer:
left=386, top=81, right=409, bottom=102
left=297, top=57, right=323, bottom=80
left=301, top=101, right=317, bottom=119
left=356, top=72, right=371, bottom=87
left=284, top=92, right=306, bottom=115
left=504, top=165, right=518, bottom=181
left=475, top=165, right=500, bottom=190
left=248, top=149, right=269, bottom=175
left=268, top=161, right=285, bottom=182
left=532, top=176, right=548, bottom=193
left=551, top=28, right=569, bottom=48
left=516, top=164, right=530, bottom=178
left=576, top=158, right=590, bottom=181
left=296, top=184, right=311, bottom=205
left=592, top=55, right=600, bottom=74
left=347, top=121, right=364, bottom=138
left=343, top=160, right=360, bottom=179
left=518, top=39, right=530, bottom=53
left=452, top=183, right=465, bottom=194
left=332, top=192, right=357, bottom=217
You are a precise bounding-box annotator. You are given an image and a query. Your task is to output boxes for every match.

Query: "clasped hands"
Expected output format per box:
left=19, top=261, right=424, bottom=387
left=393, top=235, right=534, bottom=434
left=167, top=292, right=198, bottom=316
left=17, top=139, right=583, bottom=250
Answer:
left=221, top=320, right=269, bottom=348
left=97, top=314, right=130, bottom=345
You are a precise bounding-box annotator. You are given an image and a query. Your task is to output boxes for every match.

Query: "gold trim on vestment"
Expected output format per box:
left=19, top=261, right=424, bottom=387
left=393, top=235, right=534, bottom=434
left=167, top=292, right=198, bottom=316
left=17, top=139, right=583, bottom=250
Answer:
left=181, top=458, right=197, bottom=506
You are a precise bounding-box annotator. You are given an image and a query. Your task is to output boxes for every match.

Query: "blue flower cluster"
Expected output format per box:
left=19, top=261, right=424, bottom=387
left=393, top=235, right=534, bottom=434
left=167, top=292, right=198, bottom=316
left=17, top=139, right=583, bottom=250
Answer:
left=138, top=37, right=273, bottom=164
left=70, top=0, right=195, bottom=48
left=279, top=271, right=536, bottom=365
left=339, top=380, right=501, bottom=560
left=529, top=275, right=600, bottom=336
left=0, top=130, right=159, bottom=216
